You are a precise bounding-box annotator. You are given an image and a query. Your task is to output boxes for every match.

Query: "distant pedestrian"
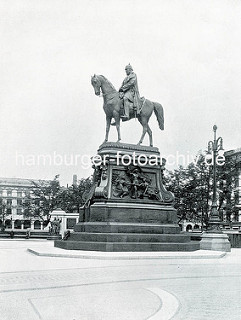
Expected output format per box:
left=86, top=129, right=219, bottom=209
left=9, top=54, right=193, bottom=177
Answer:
left=26, top=228, right=31, bottom=239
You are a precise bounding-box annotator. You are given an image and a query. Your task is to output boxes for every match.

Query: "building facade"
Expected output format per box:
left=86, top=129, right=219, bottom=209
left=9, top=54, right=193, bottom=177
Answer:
left=224, top=148, right=241, bottom=222
left=0, top=177, right=49, bottom=230
left=0, top=177, right=79, bottom=232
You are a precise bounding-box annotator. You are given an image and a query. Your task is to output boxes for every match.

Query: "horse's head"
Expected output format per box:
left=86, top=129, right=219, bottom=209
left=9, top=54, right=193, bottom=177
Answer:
left=91, top=74, right=101, bottom=96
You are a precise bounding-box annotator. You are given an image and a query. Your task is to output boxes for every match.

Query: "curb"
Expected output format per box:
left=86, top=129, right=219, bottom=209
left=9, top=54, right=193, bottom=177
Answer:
left=27, top=248, right=227, bottom=260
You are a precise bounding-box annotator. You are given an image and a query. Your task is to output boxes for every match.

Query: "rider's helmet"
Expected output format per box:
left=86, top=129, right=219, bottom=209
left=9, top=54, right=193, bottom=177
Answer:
left=125, top=63, right=133, bottom=71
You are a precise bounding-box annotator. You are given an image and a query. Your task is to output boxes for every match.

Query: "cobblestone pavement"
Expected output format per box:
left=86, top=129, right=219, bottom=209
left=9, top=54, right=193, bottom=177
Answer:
left=0, top=240, right=241, bottom=320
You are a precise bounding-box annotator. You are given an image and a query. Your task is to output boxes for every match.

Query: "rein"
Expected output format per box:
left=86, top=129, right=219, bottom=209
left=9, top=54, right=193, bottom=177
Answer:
left=98, top=89, right=117, bottom=101
left=95, top=75, right=117, bottom=101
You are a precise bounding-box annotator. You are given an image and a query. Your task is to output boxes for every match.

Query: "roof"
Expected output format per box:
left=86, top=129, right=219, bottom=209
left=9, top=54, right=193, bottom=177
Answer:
left=0, top=177, right=50, bottom=188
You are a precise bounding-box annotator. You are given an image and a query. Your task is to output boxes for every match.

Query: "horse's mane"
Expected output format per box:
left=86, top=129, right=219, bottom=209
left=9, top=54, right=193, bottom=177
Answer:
left=99, top=75, right=117, bottom=91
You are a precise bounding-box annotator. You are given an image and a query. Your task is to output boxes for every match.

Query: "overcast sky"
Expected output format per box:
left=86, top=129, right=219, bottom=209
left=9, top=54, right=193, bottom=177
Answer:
left=0, top=0, right=240, bottom=185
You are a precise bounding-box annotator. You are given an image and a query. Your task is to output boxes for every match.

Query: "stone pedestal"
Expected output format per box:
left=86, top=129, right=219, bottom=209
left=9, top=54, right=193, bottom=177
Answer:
left=47, top=234, right=62, bottom=240
left=55, top=142, right=199, bottom=252
left=200, top=232, right=231, bottom=252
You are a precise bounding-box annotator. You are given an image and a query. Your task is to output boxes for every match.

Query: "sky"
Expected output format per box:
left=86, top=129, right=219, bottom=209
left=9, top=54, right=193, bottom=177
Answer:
left=0, top=0, right=240, bottom=186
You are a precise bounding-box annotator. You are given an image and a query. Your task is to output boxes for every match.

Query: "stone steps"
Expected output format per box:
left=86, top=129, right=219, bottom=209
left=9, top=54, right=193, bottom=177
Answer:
left=69, top=232, right=190, bottom=243
left=56, top=222, right=199, bottom=252
left=55, top=240, right=200, bottom=252
left=74, top=222, right=181, bottom=234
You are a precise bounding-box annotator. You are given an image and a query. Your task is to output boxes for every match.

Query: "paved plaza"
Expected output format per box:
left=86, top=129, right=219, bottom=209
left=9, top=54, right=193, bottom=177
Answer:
left=0, top=240, right=241, bottom=320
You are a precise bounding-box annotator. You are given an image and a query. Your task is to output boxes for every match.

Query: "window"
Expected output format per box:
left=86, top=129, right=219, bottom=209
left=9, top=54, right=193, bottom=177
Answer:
left=23, top=220, right=31, bottom=229
left=14, top=220, right=21, bottom=229
left=7, top=199, right=12, bottom=206
left=23, top=208, right=29, bottom=215
left=17, top=191, right=22, bottom=198
left=17, top=208, right=22, bottom=215
left=7, top=191, right=12, bottom=197
left=7, top=208, right=12, bottom=215
left=17, top=199, right=22, bottom=206
left=5, top=219, right=11, bottom=229
left=34, top=220, right=41, bottom=229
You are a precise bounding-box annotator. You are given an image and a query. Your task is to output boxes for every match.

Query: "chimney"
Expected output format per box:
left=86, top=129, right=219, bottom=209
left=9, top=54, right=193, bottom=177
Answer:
left=73, top=174, right=77, bottom=186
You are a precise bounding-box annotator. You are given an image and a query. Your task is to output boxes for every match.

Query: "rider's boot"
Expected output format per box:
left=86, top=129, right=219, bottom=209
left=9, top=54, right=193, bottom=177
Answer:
left=111, top=99, right=129, bottom=126
left=121, top=99, right=129, bottom=121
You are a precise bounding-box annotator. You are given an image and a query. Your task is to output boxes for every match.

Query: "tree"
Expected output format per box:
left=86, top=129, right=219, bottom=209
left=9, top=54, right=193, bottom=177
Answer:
left=23, top=175, right=63, bottom=221
left=164, top=152, right=212, bottom=226
left=0, top=199, right=10, bottom=231
left=217, top=153, right=240, bottom=222
left=61, top=177, right=92, bottom=213
left=164, top=150, right=240, bottom=227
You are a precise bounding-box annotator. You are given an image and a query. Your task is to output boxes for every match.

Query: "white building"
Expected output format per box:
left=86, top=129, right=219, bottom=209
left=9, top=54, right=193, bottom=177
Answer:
left=0, top=177, right=79, bottom=232
left=0, top=177, right=49, bottom=230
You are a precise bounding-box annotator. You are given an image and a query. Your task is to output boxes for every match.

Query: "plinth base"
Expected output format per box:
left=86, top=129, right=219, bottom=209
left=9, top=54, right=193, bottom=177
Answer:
left=55, top=222, right=200, bottom=252
left=200, top=232, right=231, bottom=252
left=55, top=142, right=199, bottom=252
left=87, top=202, right=177, bottom=224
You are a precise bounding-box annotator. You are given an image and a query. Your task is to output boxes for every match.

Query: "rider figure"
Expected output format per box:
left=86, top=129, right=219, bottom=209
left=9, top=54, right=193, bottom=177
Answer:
left=119, top=64, right=141, bottom=121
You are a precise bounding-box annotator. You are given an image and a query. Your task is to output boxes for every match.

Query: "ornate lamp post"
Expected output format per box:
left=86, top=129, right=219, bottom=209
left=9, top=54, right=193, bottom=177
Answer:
left=200, top=125, right=230, bottom=251
left=207, top=125, right=224, bottom=232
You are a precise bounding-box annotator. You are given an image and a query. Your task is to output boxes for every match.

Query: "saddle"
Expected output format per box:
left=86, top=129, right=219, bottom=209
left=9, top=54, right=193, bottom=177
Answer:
left=120, top=97, right=145, bottom=115
left=111, top=97, right=145, bottom=126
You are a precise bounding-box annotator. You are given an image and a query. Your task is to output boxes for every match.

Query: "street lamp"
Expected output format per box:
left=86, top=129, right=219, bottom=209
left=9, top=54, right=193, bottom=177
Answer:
left=199, top=125, right=231, bottom=251
left=207, top=125, right=224, bottom=232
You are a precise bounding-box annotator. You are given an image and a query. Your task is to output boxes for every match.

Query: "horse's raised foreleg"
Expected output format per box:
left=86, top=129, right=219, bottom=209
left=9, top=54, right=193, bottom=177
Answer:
left=147, top=124, right=153, bottom=147
left=104, top=116, right=111, bottom=143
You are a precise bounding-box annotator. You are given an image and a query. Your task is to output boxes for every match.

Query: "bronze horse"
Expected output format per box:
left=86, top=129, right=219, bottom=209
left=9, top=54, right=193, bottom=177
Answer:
left=91, top=75, right=164, bottom=146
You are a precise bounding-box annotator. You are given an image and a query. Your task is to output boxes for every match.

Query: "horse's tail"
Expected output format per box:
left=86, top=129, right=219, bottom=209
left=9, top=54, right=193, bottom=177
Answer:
left=153, top=102, right=164, bottom=130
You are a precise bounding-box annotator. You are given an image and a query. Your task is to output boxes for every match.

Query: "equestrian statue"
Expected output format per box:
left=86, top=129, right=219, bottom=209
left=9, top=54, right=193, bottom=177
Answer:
left=91, top=64, right=164, bottom=146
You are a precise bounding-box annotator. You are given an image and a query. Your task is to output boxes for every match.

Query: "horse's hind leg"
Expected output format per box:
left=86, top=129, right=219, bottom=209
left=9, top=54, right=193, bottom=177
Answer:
left=137, top=118, right=148, bottom=145
left=147, top=124, right=153, bottom=147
